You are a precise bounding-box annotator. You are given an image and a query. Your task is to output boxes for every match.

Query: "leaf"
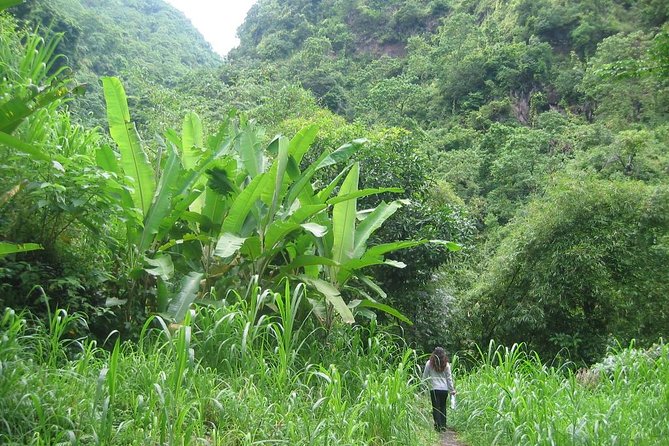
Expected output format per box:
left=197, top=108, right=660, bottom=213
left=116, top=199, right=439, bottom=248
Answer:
left=354, top=299, right=413, bottom=325
left=182, top=112, right=206, bottom=214
left=140, top=143, right=183, bottom=251
left=284, top=139, right=363, bottom=209
left=316, top=139, right=366, bottom=169
left=353, top=201, right=402, bottom=259
left=298, top=275, right=355, bottom=324
left=359, top=275, right=387, bottom=299
left=288, top=204, right=327, bottom=222
left=166, top=272, right=203, bottom=323
left=301, top=222, right=328, bottom=237
left=95, top=145, right=120, bottom=173
left=430, top=239, right=463, bottom=251
left=365, top=240, right=428, bottom=258
left=144, top=254, right=174, bottom=281
left=206, top=165, right=236, bottom=197
left=326, top=188, right=403, bottom=205
left=264, top=136, right=290, bottom=222
left=0, top=241, right=42, bottom=258
left=102, top=77, right=155, bottom=218
left=316, top=167, right=351, bottom=202
left=181, top=112, right=203, bottom=170
left=221, top=173, right=271, bottom=235
left=214, top=233, right=247, bottom=258
left=0, top=0, right=23, bottom=10
left=288, top=124, right=319, bottom=166
left=102, top=77, right=130, bottom=126
left=0, top=130, right=50, bottom=161
left=238, top=122, right=264, bottom=178
left=262, top=221, right=295, bottom=252
left=332, top=163, right=359, bottom=266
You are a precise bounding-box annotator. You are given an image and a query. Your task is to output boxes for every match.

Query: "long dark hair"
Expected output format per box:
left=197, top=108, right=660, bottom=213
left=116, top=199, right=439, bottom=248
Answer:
left=429, top=347, right=449, bottom=372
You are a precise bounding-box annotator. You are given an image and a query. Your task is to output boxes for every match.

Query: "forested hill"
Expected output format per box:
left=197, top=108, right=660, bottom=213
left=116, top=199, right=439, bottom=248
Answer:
left=229, top=0, right=668, bottom=124
left=10, top=0, right=220, bottom=126
left=12, top=0, right=218, bottom=78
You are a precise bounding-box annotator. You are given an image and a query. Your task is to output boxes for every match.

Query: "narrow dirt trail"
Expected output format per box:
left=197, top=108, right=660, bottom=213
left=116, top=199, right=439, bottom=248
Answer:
left=439, top=430, right=467, bottom=446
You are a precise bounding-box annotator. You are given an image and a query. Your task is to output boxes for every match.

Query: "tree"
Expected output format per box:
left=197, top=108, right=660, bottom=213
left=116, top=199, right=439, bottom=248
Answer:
left=473, top=177, right=669, bottom=362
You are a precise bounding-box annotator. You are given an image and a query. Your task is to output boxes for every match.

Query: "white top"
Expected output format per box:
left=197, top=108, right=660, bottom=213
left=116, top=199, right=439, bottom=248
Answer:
left=422, top=360, right=455, bottom=391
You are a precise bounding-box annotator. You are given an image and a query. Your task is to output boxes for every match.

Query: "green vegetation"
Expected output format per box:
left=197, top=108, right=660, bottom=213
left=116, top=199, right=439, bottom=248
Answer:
left=451, top=342, right=669, bottom=446
left=1, top=0, right=668, bottom=443
left=0, top=300, right=435, bottom=445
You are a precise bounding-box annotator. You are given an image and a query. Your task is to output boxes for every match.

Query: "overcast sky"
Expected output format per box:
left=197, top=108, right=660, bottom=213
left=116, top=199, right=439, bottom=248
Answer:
left=164, top=0, right=258, bottom=56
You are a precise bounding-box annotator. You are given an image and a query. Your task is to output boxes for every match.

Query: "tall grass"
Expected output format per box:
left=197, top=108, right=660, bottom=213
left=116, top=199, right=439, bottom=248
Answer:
left=451, top=341, right=669, bottom=446
left=0, top=281, right=436, bottom=445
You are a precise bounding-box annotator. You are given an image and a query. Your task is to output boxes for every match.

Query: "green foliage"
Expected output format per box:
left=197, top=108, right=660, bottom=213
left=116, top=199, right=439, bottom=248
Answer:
left=0, top=14, right=118, bottom=326
left=451, top=342, right=669, bottom=445
left=10, top=0, right=220, bottom=128
left=473, top=178, right=669, bottom=362
left=0, top=302, right=436, bottom=445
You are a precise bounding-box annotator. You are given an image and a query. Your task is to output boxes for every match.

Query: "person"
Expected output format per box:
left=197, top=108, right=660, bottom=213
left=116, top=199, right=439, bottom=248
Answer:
left=422, top=346, right=456, bottom=431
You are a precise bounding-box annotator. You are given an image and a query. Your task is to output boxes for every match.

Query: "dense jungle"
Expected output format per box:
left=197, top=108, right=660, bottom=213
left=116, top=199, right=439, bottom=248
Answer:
left=1, top=0, right=668, bottom=444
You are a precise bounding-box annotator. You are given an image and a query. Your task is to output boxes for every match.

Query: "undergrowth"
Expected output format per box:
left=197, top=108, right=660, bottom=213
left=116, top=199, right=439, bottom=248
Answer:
left=0, top=283, right=436, bottom=445
left=451, top=341, right=669, bottom=446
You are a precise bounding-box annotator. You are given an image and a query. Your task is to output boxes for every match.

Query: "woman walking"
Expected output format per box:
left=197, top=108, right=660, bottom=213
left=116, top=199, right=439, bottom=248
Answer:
left=422, top=347, right=456, bottom=431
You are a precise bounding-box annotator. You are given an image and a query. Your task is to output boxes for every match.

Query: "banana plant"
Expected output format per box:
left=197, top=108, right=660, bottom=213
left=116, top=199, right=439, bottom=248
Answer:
left=100, top=77, right=239, bottom=320
left=207, top=122, right=448, bottom=326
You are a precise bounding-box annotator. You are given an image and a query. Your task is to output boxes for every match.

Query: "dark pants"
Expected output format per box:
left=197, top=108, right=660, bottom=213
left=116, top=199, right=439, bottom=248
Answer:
left=430, top=389, right=449, bottom=431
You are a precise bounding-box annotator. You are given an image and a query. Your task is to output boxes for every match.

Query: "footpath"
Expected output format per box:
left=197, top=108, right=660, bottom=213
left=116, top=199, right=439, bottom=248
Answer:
left=439, top=430, right=467, bottom=446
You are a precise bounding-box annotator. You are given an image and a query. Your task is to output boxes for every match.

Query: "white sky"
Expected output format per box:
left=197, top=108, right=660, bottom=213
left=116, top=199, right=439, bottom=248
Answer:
left=164, top=0, right=258, bottom=56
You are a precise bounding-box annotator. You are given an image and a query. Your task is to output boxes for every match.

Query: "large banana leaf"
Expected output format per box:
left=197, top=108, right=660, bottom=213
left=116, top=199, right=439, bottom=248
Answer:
left=331, top=163, right=359, bottom=266
left=139, top=143, right=183, bottom=251
left=221, top=173, right=272, bottom=235
left=287, top=124, right=319, bottom=166
left=165, top=272, right=204, bottom=323
left=349, top=299, right=412, bottom=325
left=0, top=241, right=42, bottom=258
left=269, top=137, right=289, bottom=220
left=326, top=187, right=403, bottom=205
left=214, top=233, right=247, bottom=258
left=353, top=201, right=403, bottom=259
left=284, top=139, right=363, bottom=208
left=102, top=77, right=156, bottom=217
left=364, top=240, right=429, bottom=258
left=316, top=167, right=350, bottom=202
left=259, top=136, right=290, bottom=223
left=201, top=159, right=237, bottom=234
left=317, top=139, right=366, bottom=169
left=181, top=112, right=203, bottom=170
left=237, top=121, right=264, bottom=178
left=298, top=275, right=355, bottom=324
left=182, top=113, right=207, bottom=214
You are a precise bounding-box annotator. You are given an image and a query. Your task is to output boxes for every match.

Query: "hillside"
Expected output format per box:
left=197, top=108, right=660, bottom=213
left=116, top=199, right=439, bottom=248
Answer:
left=2, top=0, right=668, bottom=362
left=10, top=0, right=220, bottom=126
